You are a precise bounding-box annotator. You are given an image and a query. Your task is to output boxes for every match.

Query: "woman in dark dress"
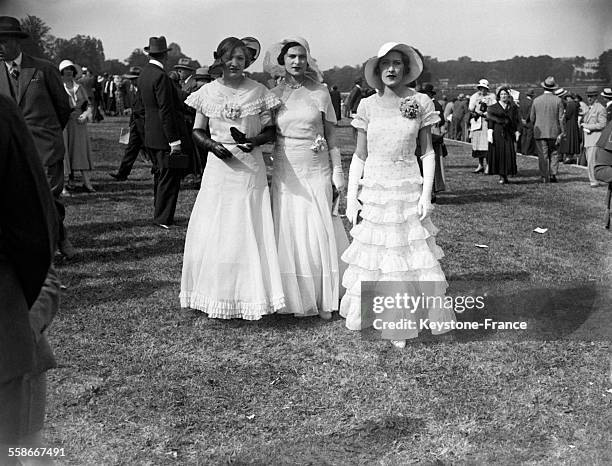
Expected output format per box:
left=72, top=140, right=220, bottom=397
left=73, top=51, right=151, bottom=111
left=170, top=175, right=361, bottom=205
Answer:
left=561, top=93, right=581, bottom=163
left=486, top=86, right=519, bottom=184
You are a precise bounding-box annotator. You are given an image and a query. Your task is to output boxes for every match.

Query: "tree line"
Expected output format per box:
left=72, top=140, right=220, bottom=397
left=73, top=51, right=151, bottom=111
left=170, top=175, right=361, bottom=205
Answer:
left=19, top=15, right=612, bottom=90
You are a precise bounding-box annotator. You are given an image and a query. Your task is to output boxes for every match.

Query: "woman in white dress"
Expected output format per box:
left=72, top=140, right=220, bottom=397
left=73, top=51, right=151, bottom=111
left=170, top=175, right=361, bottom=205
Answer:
left=180, top=37, right=285, bottom=320
left=341, top=43, right=456, bottom=348
left=468, top=79, right=496, bottom=173
left=59, top=59, right=95, bottom=193
left=263, top=37, right=346, bottom=319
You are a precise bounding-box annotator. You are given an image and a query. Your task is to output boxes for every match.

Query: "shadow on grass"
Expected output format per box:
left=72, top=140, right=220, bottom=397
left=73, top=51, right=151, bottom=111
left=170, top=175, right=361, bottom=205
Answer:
left=61, top=277, right=176, bottom=307
left=437, top=189, right=525, bottom=204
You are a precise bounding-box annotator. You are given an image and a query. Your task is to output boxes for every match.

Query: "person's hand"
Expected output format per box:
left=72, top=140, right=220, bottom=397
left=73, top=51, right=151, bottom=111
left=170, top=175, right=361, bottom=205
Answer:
left=417, top=195, right=433, bottom=221
left=487, top=129, right=493, bottom=144
left=77, top=114, right=88, bottom=125
left=345, top=197, right=361, bottom=224
left=332, top=167, right=345, bottom=191
left=230, top=126, right=254, bottom=152
left=515, top=131, right=520, bottom=142
left=211, top=142, right=233, bottom=159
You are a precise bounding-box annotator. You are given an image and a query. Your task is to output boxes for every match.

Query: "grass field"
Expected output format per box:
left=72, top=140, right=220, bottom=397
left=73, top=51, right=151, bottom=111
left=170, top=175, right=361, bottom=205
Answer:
left=45, top=116, right=611, bottom=465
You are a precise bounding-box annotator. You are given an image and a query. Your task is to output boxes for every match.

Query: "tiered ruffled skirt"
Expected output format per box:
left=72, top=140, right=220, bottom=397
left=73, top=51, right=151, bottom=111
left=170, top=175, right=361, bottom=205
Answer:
left=339, top=175, right=456, bottom=337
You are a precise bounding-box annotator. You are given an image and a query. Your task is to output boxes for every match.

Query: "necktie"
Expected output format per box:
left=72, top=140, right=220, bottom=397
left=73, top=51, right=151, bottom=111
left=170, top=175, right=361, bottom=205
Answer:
left=10, top=62, right=19, bottom=81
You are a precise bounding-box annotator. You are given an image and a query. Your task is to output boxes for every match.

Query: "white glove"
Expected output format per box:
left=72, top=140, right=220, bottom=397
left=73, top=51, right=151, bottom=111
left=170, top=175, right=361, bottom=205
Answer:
left=487, top=129, right=493, bottom=144
left=329, top=147, right=346, bottom=191
left=346, top=154, right=365, bottom=224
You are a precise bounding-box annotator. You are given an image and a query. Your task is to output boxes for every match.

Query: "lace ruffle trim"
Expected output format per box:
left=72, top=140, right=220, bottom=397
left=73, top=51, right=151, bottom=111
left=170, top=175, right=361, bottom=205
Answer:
left=180, top=293, right=286, bottom=320
left=360, top=176, right=423, bottom=188
left=350, top=220, right=438, bottom=247
left=185, top=93, right=281, bottom=118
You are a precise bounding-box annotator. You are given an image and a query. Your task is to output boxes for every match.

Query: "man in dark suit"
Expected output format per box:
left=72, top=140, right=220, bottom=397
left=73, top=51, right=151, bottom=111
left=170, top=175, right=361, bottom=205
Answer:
left=109, top=67, right=146, bottom=181
left=0, top=94, right=58, bottom=457
left=518, top=88, right=536, bottom=155
left=329, top=84, right=342, bottom=122
left=139, top=36, right=193, bottom=228
left=0, top=16, right=74, bottom=258
left=174, top=58, right=199, bottom=95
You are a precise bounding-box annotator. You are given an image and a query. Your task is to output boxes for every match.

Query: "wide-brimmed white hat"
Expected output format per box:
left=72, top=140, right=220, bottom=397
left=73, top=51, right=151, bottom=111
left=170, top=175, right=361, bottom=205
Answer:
left=58, top=59, right=82, bottom=78
left=363, top=42, right=423, bottom=90
left=263, top=36, right=323, bottom=82
left=477, top=78, right=490, bottom=90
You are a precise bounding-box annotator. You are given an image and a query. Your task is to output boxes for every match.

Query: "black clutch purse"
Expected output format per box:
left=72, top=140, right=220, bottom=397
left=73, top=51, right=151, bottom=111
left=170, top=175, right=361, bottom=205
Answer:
left=166, top=151, right=191, bottom=169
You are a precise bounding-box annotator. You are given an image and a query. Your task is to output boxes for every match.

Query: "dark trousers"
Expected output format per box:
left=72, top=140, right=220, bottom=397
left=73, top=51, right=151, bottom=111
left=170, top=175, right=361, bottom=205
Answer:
left=148, top=149, right=181, bottom=225
left=45, top=160, right=66, bottom=243
left=535, top=138, right=559, bottom=180
left=116, top=124, right=145, bottom=179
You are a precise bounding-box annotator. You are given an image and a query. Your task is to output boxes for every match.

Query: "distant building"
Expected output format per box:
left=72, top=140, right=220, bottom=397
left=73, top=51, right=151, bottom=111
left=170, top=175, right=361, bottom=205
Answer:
left=573, top=59, right=599, bottom=78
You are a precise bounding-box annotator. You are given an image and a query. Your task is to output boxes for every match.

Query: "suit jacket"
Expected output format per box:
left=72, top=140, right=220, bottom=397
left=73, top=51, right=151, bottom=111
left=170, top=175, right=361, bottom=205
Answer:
left=181, top=75, right=199, bottom=95
left=128, top=85, right=145, bottom=137
left=346, top=85, right=363, bottom=114
left=519, top=96, right=533, bottom=125
left=0, top=54, right=72, bottom=167
left=529, top=92, right=564, bottom=139
left=605, top=101, right=612, bottom=123
left=139, top=62, right=192, bottom=152
left=0, top=95, right=58, bottom=383
left=582, top=102, right=607, bottom=147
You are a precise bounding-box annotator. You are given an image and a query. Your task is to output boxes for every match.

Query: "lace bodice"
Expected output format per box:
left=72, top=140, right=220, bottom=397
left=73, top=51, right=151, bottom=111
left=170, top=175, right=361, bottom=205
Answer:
left=351, top=90, right=440, bottom=185
left=185, top=78, right=280, bottom=144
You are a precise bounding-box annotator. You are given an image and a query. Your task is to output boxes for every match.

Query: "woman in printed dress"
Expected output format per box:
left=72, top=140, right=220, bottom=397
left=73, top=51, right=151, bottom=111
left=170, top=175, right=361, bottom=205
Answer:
left=468, top=79, right=496, bottom=173
left=340, top=42, right=455, bottom=348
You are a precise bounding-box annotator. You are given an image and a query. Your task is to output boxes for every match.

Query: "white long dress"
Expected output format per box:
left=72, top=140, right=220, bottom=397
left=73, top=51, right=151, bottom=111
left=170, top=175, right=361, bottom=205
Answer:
left=180, top=78, right=285, bottom=320
left=270, top=81, right=343, bottom=316
left=339, top=90, right=456, bottom=338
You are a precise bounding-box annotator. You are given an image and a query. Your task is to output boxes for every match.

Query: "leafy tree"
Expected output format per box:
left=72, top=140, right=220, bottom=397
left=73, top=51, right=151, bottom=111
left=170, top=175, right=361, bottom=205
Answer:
left=53, top=35, right=105, bottom=73
left=101, top=59, right=128, bottom=76
left=126, top=49, right=149, bottom=68
left=597, top=49, right=612, bottom=82
left=19, top=15, right=52, bottom=59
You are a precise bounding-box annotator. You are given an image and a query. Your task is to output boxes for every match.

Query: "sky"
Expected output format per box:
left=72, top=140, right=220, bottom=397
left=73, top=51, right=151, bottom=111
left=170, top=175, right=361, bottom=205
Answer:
left=1, top=0, right=610, bottom=71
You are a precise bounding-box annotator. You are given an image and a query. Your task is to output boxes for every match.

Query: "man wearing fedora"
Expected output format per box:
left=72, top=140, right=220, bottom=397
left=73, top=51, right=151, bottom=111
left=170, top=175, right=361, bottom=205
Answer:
left=174, top=58, right=198, bottom=94
left=110, top=67, right=146, bottom=181
left=140, top=36, right=193, bottom=228
left=529, top=76, right=565, bottom=182
left=0, top=16, right=75, bottom=258
left=582, top=86, right=607, bottom=187
left=601, top=87, right=612, bottom=122
left=194, top=66, right=212, bottom=91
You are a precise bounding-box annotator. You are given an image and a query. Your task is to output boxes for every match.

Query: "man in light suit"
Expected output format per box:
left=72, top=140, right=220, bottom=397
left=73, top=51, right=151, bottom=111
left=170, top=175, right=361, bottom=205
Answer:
left=139, top=36, right=193, bottom=228
left=582, top=86, right=607, bottom=187
left=0, top=16, right=75, bottom=258
left=529, top=76, right=565, bottom=183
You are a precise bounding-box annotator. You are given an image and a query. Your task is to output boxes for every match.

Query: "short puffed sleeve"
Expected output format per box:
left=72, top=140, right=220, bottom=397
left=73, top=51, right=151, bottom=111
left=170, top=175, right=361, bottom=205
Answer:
left=417, top=93, right=440, bottom=129
left=350, top=98, right=369, bottom=131
left=313, top=85, right=337, bottom=124
left=184, top=83, right=216, bottom=117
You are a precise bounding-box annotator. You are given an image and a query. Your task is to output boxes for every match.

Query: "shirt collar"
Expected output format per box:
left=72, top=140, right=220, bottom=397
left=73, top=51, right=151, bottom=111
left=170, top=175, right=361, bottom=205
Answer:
left=4, top=52, right=22, bottom=69
left=149, top=59, right=164, bottom=70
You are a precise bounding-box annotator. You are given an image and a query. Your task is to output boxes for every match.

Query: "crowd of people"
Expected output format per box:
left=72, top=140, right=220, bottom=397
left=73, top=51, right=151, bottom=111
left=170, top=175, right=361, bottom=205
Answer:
left=2, top=12, right=612, bottom=459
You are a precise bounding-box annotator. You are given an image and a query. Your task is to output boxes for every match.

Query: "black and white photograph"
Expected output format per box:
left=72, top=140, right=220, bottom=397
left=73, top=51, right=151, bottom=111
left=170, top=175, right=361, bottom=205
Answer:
left=1, top=0, right=611, bottom=463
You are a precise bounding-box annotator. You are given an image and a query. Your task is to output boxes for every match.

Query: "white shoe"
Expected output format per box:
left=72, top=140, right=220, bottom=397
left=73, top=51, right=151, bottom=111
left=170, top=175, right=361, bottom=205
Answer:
left=391, top=340, right=406, bottom=349
left=319, top=311, right=332, bottom=320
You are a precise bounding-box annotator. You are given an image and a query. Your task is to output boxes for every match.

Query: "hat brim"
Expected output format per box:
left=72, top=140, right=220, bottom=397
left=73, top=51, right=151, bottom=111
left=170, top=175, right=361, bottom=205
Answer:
left=173, top=64, right=195, bottom=71
left=364, top=44, right=423, bottom=91
left=541, top=82, right=558, bottom=90
left=0, top=30, right=29, bottom=39
left=241, top=37, right=261, bottom=64
left=144, top=46, right=172, bottom=53
left=59, top=62, right=83, bottom=79
left=123, top=74, right=139, bottom=79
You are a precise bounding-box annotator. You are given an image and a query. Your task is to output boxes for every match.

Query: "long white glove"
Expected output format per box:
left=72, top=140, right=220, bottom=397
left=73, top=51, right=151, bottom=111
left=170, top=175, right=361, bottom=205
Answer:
left=329, top=147, right=345, bottom=190
left=487, top=128, right=493, bottom=144
left=346, top=154, right=365, bottom=224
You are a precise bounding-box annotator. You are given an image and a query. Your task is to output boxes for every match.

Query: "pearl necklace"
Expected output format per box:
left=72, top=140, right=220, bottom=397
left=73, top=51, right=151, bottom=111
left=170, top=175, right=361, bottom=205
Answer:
left=285, top=78, right=305, bottom=89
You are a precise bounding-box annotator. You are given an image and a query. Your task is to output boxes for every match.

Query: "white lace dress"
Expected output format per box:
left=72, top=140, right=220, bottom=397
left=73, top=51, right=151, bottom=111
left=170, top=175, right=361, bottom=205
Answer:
left=180, top=78, right=286, bottom=320
left=339, top=90, right=456, bottom=337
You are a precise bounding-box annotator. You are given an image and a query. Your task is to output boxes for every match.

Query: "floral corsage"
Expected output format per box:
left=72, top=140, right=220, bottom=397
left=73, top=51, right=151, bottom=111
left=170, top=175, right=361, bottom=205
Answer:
left=310, top=135, right=328, bottom=153
left=399, top=96, right=419, bottom=119
left=223, top=102, right=241, bottom=120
